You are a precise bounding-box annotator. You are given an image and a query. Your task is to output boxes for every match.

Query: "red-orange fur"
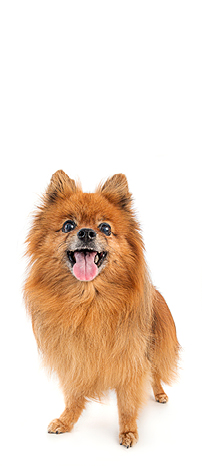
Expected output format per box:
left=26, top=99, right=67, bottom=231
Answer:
left=24, top=171, right=180, bottom=447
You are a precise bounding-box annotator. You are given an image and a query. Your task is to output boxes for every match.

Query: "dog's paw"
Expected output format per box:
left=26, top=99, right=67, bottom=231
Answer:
left=48, top=418, right=69, bottom=434
left=119, top=431, right=139, bottom=448
left=155, top=392, right=168, bottom=403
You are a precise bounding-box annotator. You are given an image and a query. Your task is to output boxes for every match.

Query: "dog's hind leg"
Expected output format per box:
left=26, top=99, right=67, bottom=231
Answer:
left=150, top=289, right=180, bottom=403
left=152, top=375, right=169, bottom=403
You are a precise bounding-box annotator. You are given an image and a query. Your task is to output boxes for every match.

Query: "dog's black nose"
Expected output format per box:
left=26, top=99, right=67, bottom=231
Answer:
left=77, top=228, right=96, bottom=242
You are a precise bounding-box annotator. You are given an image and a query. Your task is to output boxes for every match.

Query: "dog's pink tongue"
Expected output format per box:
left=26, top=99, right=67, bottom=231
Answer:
left=73, top=251, right=98, bottom=281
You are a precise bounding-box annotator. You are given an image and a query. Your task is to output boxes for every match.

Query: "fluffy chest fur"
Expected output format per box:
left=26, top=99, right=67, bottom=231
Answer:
left=30, top=282, right=151, bottom=395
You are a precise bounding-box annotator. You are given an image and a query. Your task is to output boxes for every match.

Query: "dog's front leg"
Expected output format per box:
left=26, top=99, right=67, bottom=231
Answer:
left=48, top=395, right=86, bottom=434
left=116, top=374, right=148, bottom=448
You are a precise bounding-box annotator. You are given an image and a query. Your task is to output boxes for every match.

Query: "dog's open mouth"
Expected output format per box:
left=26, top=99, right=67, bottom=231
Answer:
left=67, top=249, right=107, bottom=281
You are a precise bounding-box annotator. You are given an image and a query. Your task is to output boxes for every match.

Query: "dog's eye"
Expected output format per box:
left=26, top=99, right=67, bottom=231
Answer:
left=98, top=223, right=111, bottom=236
left=62, top=220, right=76, bottom=233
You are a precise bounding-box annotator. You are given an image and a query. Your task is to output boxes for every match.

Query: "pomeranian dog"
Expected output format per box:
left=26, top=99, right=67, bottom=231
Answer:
left=24, top=170, right=180, bottom=448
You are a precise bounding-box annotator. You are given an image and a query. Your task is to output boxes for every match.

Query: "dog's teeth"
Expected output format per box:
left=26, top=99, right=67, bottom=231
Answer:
left=94, top=254, right=99, bottom=264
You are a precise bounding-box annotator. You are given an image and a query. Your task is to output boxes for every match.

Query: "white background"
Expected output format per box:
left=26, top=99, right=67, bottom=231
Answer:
left=0, top=1, right=202, bottom=465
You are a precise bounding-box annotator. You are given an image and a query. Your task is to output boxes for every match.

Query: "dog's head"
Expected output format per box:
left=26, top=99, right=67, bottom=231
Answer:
left=27, top=171, right=144, bottom=288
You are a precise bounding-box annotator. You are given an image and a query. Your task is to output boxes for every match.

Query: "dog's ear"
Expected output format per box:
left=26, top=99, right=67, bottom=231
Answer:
left=98, top=174, right=132, bottom=211
left=46, top=170, right=77, bottom=202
